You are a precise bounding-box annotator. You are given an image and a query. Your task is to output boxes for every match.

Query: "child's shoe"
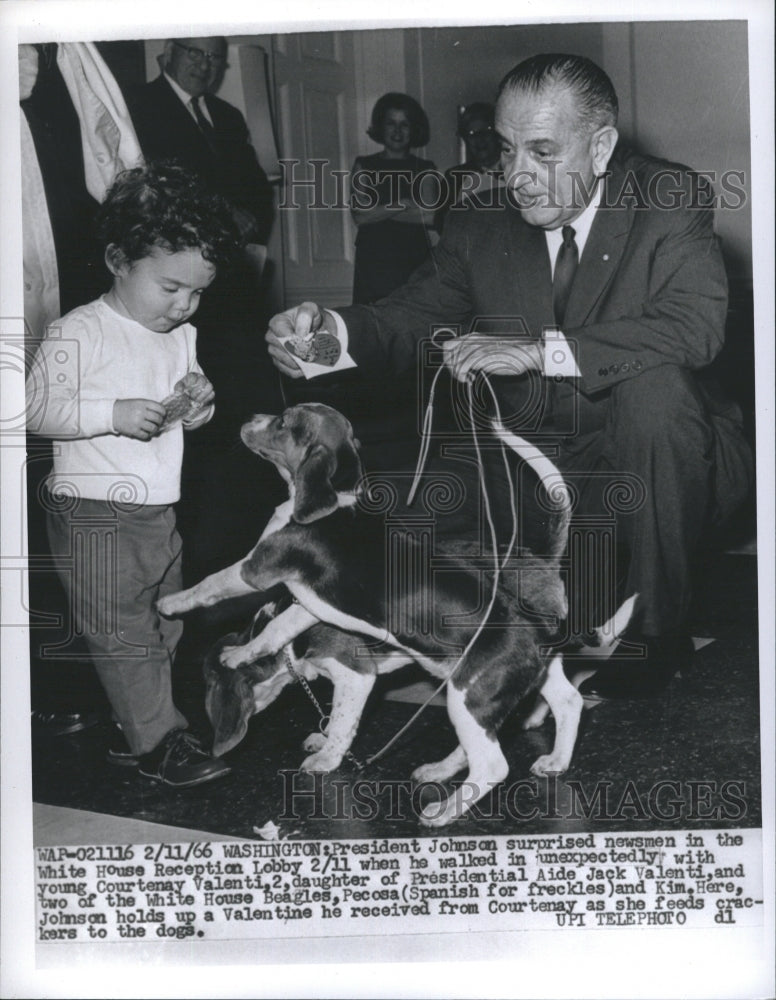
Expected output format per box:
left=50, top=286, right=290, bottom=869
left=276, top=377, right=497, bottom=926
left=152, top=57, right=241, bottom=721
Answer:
left=138, top=729, right=231, bottom=787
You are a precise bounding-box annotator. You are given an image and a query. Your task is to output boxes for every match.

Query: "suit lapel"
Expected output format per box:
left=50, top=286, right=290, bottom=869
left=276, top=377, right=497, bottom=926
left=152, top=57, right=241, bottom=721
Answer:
left=157, top=76, right=195, bottom=126
left=489, top=160, right=635, bottom=334
left=156, top=76, right=214, bottom=156
left=203, top=95, right=220, bottom=131
left=564, top=161, right=634, bottom=327
left=506, top=208, right=554, bottom=333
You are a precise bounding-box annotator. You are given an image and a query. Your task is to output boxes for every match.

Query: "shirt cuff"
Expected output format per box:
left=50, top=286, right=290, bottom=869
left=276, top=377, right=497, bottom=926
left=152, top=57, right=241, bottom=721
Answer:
left=84, top=398, right=119, bottom=436
left=543, top=328, right=581, bottom=378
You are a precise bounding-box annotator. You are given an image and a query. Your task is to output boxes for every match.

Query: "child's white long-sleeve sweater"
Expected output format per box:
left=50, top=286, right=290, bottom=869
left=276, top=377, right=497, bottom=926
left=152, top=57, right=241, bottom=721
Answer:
left=26, top=296, right=212, bottom=505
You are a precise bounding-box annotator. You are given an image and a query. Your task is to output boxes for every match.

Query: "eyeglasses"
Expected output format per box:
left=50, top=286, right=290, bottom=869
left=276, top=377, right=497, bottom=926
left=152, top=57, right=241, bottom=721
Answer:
left=173, top=41, right=226, bottom=67
left=461, top=126, right=496, bottom=139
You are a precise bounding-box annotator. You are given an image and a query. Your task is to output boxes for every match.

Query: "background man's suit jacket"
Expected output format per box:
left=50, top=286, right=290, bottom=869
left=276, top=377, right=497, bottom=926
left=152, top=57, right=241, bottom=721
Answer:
left=127, top=74, right=273, bottom=243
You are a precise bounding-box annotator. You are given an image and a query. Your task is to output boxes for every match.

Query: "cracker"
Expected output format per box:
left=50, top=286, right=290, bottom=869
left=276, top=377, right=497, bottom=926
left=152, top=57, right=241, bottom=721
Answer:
left=159, top=384, right=207, bottom=431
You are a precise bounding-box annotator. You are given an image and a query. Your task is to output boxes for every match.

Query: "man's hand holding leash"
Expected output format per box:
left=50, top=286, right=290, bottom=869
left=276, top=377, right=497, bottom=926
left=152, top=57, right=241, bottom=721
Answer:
left=442, top=334, right=544, bottom=382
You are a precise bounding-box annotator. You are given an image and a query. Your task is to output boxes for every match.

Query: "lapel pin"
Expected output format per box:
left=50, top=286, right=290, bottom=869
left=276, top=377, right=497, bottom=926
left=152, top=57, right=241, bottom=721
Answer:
left=602, top=253, right=610, bottom=261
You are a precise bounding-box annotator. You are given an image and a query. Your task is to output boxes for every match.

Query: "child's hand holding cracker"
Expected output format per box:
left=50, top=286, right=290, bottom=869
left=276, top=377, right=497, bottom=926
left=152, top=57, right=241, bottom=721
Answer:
left=158, top=373, right=214, bottom=431
left=175, top=372, right=214, bottom=409
left=113, top=399, right=166, bottom=440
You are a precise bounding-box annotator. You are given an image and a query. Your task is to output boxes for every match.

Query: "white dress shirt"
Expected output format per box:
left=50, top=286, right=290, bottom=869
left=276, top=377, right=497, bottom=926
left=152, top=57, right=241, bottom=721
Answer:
left=541, top=179, right=604, bottom=377
left=544, top=180, right=603, bottom=278
left=163, top=72, right=214, bottom=126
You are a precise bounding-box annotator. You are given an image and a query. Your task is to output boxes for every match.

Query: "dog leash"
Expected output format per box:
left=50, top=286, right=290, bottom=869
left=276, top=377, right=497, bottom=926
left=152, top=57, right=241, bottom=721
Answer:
left=283, top=648, right=327, bottom=723
left=283, top=647, right=366, bottom=770
left=360, top=369, right=518, bottom=768
left=248, top=608, right=327, bottom=746
left=246, top=598, right=373, bottom=768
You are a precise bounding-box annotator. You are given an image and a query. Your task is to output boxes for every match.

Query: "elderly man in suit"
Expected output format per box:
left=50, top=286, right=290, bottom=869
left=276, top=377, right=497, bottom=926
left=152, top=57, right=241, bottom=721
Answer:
left=128, top=36, right=272, bottom=242
left=265, top=54, right=753, bottom=699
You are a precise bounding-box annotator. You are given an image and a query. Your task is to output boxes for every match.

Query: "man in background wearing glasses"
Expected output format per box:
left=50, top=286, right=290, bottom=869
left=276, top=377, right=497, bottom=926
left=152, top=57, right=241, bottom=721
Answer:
left=436, top=102, right=504, bottom=231
left=127, top=36, right=272, bottom=244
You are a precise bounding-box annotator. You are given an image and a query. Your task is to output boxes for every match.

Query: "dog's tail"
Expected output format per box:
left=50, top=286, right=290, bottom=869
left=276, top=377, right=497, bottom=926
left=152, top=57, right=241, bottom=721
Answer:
left=491, top=420, right=572, bottom=562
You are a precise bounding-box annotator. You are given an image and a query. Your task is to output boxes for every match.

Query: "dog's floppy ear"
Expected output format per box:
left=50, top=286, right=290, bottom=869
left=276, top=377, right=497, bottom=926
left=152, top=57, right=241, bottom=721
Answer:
left=293, top=443, right=338, bottom=524
left=203, top=630, right=256, bottom=757
left=332, top=434, right=363, bottom=493
left=205, top=665, right=256, bottom=757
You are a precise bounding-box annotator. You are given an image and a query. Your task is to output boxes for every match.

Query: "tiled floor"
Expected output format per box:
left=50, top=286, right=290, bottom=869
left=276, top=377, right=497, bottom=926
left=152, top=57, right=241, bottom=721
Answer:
left=31, top=549, right=760, bottom=845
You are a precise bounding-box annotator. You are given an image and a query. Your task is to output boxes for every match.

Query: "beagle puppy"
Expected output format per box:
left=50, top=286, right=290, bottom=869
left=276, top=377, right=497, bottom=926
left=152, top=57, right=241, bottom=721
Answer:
left=159, top=403, right=631, bottom=827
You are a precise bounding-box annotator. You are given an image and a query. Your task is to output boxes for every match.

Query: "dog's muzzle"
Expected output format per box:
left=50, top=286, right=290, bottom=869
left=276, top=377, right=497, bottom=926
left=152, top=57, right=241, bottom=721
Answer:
left=240, top=414, right=278, bottom=455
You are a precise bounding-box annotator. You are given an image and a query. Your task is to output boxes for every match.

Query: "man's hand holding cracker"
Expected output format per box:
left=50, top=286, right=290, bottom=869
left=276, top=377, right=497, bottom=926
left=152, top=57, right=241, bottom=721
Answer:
left=266, top=303, right=356, bottom=380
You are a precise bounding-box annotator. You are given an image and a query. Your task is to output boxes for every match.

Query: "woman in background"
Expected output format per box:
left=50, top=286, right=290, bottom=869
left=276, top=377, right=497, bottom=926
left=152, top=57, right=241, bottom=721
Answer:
left=350, top=92, right=436, bottom=305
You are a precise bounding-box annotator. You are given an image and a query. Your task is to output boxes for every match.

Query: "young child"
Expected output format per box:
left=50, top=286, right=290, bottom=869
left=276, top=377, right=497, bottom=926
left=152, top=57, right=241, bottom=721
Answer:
left=26, top=162, right=239, bottom=787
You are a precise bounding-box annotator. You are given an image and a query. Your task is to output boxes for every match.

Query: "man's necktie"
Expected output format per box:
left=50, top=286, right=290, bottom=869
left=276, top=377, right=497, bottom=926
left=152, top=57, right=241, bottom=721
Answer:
left=553, top=224, right=579, bottom=326
left=190, top=97, right=218, bottom=154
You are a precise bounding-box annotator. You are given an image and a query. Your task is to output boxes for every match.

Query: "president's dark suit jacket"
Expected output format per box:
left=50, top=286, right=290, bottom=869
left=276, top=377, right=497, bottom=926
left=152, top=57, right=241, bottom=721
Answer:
left=127, top=75, right=273, bottom=243
left=339, top=148, right=748, bottom=476
left=337, top=148, right=751, bottom=523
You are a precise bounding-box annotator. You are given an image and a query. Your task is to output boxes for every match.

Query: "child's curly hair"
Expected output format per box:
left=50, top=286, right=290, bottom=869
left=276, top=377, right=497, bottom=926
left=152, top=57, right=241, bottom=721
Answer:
left=96, top=161, right=241, bottom=267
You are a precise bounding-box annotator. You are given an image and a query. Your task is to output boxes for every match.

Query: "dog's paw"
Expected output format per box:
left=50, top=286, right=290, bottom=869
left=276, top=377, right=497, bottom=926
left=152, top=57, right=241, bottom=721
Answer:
left=300, top=749, right=342, bottom=773
left=530, top=753, right=570, bottom=777
left=219, top=644, right=253, bottom=670
left=412, top=762, right=448, bottom=784
left=412, top=753, right=467, bottom=784
left=302, top=733, right=327, bottom=753
left=157, top=594, right=185, bottom=617
left=419, top=799, right=458, bottom=828
left=522, top=697, right=550, bottom=730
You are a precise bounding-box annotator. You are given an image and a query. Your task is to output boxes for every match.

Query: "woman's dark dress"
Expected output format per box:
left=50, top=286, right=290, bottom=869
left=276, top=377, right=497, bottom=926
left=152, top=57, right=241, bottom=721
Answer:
left=351, top=152, right=436, bottom=305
